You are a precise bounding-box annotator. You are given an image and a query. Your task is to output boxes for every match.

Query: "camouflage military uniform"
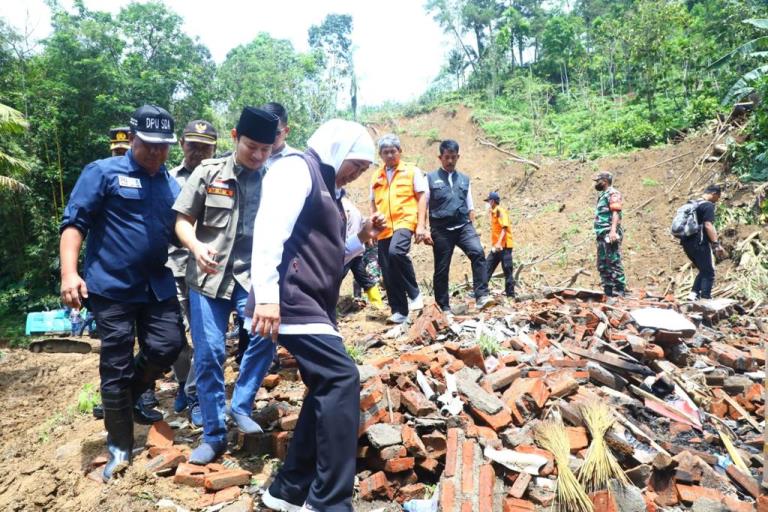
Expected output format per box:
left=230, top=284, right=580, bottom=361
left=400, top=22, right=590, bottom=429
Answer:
left=593, top=186, right=626, bottom=294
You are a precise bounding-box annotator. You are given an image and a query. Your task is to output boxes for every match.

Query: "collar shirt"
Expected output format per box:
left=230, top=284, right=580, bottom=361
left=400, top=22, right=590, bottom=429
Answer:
left=172, top=154, right=264, bottom=300
left=266, top=143, right=302, bottom=170
left=167, top=162, right=193, bottom=278
left=60, top=150, right=180, bottom=302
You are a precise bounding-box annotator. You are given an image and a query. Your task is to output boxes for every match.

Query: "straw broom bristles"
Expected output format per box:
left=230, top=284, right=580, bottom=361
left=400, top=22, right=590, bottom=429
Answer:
left=535, top=418, right=594, bottom=512
left=579, top=400, right=630, bottom=493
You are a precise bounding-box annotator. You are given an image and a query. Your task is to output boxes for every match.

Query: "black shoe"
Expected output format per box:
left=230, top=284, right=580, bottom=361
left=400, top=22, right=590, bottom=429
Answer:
left=93, top=404, right=104, bottom=420
left=101, top=390, right=134, bottom=482
left=133, top=399, right=163, bottom=425
left=603, top=286, right=614, bottom=297
left=139, top=388, right=159, bottom=408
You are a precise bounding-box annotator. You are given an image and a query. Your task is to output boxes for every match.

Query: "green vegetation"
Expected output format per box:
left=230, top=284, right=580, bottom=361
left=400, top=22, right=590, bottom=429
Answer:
left=0, top=2, right=353, bottom=338
left=76, top=383, right=101, bottom=415
left=345, top=343, right=364, bottom=364
left=477, top=332, right=501, bottom=357
left=641, top=178, right=660, bottom=187
left=368, top=1, right=768, bottom=161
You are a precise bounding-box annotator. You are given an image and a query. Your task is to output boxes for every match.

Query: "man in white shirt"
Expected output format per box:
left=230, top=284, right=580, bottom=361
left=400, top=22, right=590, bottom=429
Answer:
left=263, top=102, right=302, bottom=169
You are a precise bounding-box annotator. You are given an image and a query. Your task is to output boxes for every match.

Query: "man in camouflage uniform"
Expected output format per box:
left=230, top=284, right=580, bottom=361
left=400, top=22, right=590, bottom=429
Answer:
left=592, top=171, right=626, bottom=297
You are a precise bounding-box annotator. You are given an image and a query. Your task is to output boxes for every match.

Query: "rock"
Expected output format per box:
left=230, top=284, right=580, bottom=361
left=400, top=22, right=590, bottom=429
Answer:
left=358, top=365, right=381, bottom=384
left=455, top=367, right=504, bottom=415
left=366, top=424, right=403, bottom=449
left=691, top=500, right=727, bottom=512
left=609, top=479, right=646, bottom=512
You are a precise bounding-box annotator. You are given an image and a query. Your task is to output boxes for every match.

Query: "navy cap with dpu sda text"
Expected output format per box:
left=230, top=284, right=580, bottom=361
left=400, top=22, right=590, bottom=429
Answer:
left=129, top=105, right=177, bottom=144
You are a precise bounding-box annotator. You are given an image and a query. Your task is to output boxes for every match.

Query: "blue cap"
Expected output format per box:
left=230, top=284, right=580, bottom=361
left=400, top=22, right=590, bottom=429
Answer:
left=484, top=191, right=500, bottom=202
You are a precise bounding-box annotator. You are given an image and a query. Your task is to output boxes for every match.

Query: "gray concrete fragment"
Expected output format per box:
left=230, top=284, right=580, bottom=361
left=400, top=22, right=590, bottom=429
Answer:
left=366, top=423, right=403, bottom=449
left=455, top=367, right=504, bottom=415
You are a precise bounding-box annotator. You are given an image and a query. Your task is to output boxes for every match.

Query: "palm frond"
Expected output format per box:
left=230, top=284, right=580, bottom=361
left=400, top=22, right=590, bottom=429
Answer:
left=0, top=175, right=30, bottom=192
left=0, top=103, right=29, bottom=134
left=0, top=152, right=32, bottom=173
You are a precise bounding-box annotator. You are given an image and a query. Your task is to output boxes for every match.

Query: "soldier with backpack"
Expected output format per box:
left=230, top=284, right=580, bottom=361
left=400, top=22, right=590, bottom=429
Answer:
left=671, top=185, right=726, bottom=300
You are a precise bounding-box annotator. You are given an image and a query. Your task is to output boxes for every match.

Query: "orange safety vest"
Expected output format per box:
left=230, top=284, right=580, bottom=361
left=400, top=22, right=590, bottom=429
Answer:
left=490, top=205, right=514, bottom=248
left=371, top=162, right=419, bottom=240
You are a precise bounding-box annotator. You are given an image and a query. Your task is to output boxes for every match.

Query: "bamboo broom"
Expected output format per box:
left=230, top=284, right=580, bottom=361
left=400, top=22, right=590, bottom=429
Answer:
left=536, top=418, right=594, bottom=512
left=579, top=400, right=630, bottom=493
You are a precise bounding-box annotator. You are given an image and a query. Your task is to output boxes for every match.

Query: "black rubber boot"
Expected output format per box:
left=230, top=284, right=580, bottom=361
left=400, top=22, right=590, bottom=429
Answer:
left=102, top=390, right=134, bottom=482
left=131, top=353, right=167, bottom=425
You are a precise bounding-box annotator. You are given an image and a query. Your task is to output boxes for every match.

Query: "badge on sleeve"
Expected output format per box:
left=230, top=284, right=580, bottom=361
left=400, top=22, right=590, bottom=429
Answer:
left=207, top=180, right=234, bottom=197
left=118, top=175, right=142, bottom=188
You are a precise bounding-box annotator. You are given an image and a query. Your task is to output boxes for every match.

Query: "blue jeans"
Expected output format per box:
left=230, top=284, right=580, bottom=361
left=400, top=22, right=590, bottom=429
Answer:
left=189, top=284, right=276, bottom=444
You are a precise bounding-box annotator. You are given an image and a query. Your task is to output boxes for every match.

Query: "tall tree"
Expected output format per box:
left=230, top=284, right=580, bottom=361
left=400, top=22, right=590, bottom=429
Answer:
left=217, top=33, right=329, bottom=143
left=308, top=14, right=358, bottom=119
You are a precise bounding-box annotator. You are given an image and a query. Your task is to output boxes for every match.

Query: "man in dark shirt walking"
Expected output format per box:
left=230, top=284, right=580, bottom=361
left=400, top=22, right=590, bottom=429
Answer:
left=426, top=140, right=493, bottom=315
left=60, top=105, right=185, bottom=481
left=681, top=185, right=726, bottom=300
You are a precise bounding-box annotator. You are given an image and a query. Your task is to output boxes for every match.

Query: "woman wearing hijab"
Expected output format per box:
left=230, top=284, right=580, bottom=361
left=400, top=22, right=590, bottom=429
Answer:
left=247, top=120, right=383, bottom=512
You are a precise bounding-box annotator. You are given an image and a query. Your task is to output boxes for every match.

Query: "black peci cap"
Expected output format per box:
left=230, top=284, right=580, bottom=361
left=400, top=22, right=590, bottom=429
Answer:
left=236, top=107, right=278, bottom=144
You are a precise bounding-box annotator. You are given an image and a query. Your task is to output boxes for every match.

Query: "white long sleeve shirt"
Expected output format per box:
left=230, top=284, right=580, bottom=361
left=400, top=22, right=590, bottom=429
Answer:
left=248, top=155, right=364, bottom=337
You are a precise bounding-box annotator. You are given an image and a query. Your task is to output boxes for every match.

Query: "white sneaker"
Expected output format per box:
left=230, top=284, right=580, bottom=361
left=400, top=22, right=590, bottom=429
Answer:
left=387, top=312, right=409, bottom=324
left=408, top=293, right=424, bottom=311
left=687, top=292, right=698, bottom=302
left=476, top=295, right=496, bottom=310
left=262, top=488, right=303, bottom=512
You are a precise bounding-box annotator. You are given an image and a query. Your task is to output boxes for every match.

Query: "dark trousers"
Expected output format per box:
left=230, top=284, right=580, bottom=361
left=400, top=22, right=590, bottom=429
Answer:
left=682, top=238, right=715, bottom=298
left=487, top=248, right=515, bottom=297
left=343, top=255, right=377, bottom=292
left=90, top=294, right=185, bottom=395
left=431, top=223, right=489, bottom=311
left=269, top=334, right=360, bottom=511
left=378, top=229, right=419, bottom=316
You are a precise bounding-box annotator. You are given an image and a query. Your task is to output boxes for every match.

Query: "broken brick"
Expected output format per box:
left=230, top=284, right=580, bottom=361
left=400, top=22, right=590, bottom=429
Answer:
left=457, top=344, right=486, bottom=372
left=566, top=426, right=589, bottom=452
left=262, top=374, right=281, bottom=389
left=401, top=425, right=428, bottom=458
left=145, top=420, right=174, bottom=449
left=173, top=462, right=208, bottom=487
left=398, top=483, right=426, bottom=502
left=203, top=469, right=252, bottom=491
left=145, top=447, right=185, bottom=473
left=513, top=471, right=534, bottom=500
left=423, top=431, right=448, bottom=459
left=384, top=457, right=415, bottom=473
left=359, top=471, right=389, bottom=500
left=502, top=497, right=535, bottom=512
left=401, top=389, right=437, bottom=416
left=676, top=484, right=724, bottom=504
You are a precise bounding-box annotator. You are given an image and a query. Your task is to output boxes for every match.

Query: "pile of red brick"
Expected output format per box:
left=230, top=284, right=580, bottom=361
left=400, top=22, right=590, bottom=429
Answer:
left=339, top=293, right=767, bottom=510
left=83, top=290, right=767, bottom=511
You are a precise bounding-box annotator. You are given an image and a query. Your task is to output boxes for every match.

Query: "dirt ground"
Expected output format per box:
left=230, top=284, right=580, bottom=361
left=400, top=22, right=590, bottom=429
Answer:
left=0, top=105, right=753, bottom=511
